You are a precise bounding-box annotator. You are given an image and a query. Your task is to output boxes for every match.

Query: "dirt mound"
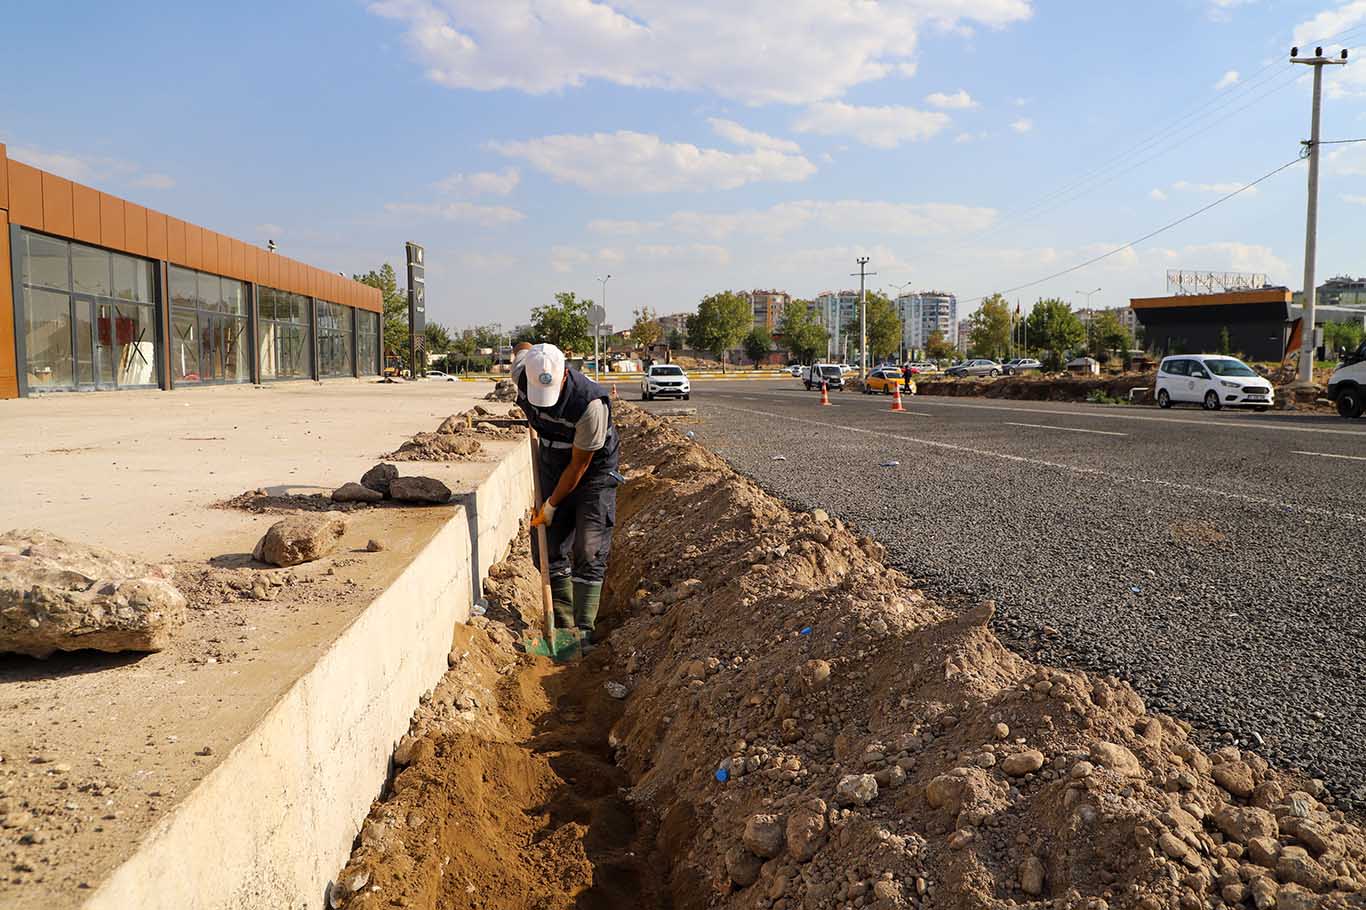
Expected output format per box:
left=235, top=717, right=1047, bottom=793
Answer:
left=339, top=404, right=1366, bottom=910
left=382, top=408, right=527, bottom=462
left=216, top=490, right=374, bottom=514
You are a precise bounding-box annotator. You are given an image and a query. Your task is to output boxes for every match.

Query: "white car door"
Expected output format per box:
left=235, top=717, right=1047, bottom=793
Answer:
left=1188, top=359, right=1212, bottom=402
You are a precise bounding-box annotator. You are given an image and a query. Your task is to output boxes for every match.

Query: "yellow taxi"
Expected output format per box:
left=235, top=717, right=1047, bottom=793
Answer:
left=863, top=367, right=913, bottom=395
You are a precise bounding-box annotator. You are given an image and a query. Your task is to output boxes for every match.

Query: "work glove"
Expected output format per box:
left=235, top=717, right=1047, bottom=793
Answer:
left=530, top=501, right=557, bottom=528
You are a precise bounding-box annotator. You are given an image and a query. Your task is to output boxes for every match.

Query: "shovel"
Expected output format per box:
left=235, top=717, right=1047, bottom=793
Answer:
left=522, top=428, right=580, bottom=661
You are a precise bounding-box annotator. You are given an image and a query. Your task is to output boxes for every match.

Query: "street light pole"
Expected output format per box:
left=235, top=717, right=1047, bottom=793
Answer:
left=888, top=281, right=912, bottom=362
left=1077, top=288, right=1101, bottom=354
left=596, top=274, right=611, bottom=381
left=1292, top=45, right=1348, bottom=387
left=851, top=257, right=876, bottom=379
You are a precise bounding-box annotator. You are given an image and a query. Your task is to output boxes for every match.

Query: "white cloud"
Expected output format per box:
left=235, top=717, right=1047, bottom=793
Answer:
left=1345, top=193, right=1366, bottom=204
left=550, top=245, right=590, bottom=273
left=1181, top=241, right=1287, bottom=277
left=1010, top=117, right=1033, bottom=133
left=634, top=243, right=731, bottom=266
left=1326, top=142, right=1366, bottom=175
left=792, top=101, right=951, bottom=149
left=586, top=218, right=661, bottom=235
left=1293, top=1, right=1366, bottom=47
left=771, top=243, right=915, bottom=274
left=369, top=0, right=1033, bottom=106
left=665, top=199, right=997, bottom=240
left=452, top=250, right=517, bottom=271
left=707, top=118, right=801, bottom=153
left=384, top=200, right=526, bottom=226
left=490, top=130, right=815, bottom=192
left=954, top=130, right=990, bottom=144
left=925, top=89, right=979, bottom=110
left=8, top=144, right=175, bottom=190
left=1214, top=69, right=1240, bottom=90
left=1149, top=188, right=1168, bottom=201
left=1208, top=0, right=1256, bottom=22
left=434, top=167, right=520, bottom=196
left=1171, top=179, right=1256, bottom=195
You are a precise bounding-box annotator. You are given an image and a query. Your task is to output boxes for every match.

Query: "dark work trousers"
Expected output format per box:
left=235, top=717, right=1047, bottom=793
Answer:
left=532, top=447, right=617, bottom=585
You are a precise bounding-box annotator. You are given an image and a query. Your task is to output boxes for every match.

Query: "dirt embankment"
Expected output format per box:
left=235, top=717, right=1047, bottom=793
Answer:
left=335, top=404, right=1366, bottom=910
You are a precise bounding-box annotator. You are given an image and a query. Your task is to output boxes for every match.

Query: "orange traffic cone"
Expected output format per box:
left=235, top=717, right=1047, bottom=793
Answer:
left=820, top=380, right=832, bottom=406
left=890, top=382, right=906, bottom=412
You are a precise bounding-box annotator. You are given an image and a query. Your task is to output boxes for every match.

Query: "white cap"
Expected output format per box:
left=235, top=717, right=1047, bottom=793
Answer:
left=524, top=343, right=566, bottom=407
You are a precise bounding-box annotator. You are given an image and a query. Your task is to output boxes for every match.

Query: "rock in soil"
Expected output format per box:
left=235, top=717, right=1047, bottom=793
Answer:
left=253, top=513, right=347, bottom=567
left=388, top=476, right=453, bottom=504
left=384, top=432, right=482, bottom=462
left=332, top=482, right=384, bottom=504
left=0, top=530, right=186, bottom=657
left=360, top=463, right=398, bottom=497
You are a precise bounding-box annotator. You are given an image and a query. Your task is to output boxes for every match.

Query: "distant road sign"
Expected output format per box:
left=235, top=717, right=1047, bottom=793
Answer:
left=589, top=305, right=606, bottom=326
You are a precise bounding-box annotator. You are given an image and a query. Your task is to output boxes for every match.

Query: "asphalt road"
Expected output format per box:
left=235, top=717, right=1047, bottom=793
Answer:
left=637, top=379, right=1366, bottom=809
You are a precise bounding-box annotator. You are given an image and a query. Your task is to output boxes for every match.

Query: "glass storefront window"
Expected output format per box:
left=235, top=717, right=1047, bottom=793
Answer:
left=222, top=279, right=245, bottom=316
left=356, top=311, right=379, bottom=376
left=112, top=254, right=154, bottom=303
left=171, top=311, right=200, bottom=382
left=257, top=286, right=312, bottom=381
left=170, top=265, right=251, bottom=386
left=170, top=266, right=198, bottom=308
left=71, top=243, right=112, bottom=297
left=317, top=301, right=354, bottom=378
left=23, top=287, right=75, bottom=390
left=21, top=233, right=70, bottom=290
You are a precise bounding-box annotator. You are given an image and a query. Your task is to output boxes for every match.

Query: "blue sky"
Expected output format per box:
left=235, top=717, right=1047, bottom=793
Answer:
left=6, top=0, right=1366, bottom=330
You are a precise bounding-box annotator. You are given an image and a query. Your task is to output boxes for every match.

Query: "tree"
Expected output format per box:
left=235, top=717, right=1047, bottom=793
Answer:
left=1093, top=310, right=1133, bottom=357
left=742, top=326, right=773, bottom=367
left=450, top=331, right=477, bottom=373
left=423, top=322, right=452, bottom=355
left=967, top=294, right=1013, bottom=361
left=473, top=324, right=503, bottom=349
left=631, top=307, right=662, bottom=350
left=666, top=328, right=685, bottom=350
left=1024, top=298, right=1085, bottom=369
left=777, top=300, right=828, bottom=364
left=687, top=291, right=751, bottom=371
left=355, top=264, right=408, bottom=368
left=863, top=292, right=903, bottom=361
left=925, top=330, right=956, bottom=362
left=1325, top=320, right=1365, bottom=354
left=530, top=292, right=592, bottom=354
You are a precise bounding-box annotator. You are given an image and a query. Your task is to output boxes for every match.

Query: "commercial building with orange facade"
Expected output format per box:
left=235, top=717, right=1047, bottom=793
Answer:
left=0, top=143, right=383, bottom=400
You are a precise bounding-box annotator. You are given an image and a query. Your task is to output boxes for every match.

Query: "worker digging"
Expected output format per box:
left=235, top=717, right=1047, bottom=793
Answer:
left=516, top=342, right=620, bottom=653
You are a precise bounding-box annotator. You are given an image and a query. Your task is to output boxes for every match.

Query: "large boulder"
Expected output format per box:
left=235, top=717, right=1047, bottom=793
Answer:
left=360, top=463, right=399, bottom=497
left=332, top=482, right=383, bottom=504
left=389, top=476, right=453, bottom=504
left=0, top=530, right=186, bottom=657
left=253, top=513, right=348, bottom=567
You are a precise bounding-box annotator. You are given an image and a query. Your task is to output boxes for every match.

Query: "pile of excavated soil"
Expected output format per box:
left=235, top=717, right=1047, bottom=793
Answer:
left=338, top=404, right=1366, bottom=910
left=215, top=490, right=374, bottom=514
left=381, top=407, right=527, bottom=462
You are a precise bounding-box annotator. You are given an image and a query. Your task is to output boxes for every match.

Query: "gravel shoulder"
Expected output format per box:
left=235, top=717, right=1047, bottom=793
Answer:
left=649, top=384, right=1366, bottom=812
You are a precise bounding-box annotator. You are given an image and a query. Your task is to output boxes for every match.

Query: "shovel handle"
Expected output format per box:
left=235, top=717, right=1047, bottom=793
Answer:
left=528, top=429, right=557, bottom=652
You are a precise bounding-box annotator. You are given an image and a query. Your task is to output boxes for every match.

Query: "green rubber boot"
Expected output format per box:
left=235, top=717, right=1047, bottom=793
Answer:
left=573, top=581, right=603, bottom=640
left=550, top=576, right=574, bottom=631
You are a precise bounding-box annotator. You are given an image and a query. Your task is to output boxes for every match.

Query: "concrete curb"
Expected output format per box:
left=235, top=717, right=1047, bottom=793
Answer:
left=82, top=443, right=534, bottom=910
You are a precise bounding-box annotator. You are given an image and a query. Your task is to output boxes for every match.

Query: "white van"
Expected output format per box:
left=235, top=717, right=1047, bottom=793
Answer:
left=1155, top=355, right=1274, bottom=411
left=1327, top=340, right=1366, bottom=418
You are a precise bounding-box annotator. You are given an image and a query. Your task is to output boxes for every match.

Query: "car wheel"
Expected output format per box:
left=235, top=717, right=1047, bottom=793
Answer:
left=1203, top=390, right=1221, bottom=411
left=1337, top=386, right=1364, bottom=419
left=1157, top=389, right=1172, bottom=409
left=684, top=393, right=690, bottom=400
left=989, top=369, right=1000, bottom=377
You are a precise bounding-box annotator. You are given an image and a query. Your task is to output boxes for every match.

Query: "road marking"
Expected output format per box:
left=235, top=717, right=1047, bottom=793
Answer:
left=1293, top=450, right=1366, bottom=462
left=1005, top=421, right=1128, bottom=437
left=700, top=401, right=1366, bottom=523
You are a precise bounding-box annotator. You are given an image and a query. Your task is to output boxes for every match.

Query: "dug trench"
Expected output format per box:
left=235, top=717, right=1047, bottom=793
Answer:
left=332, top=404, right=1366, bottom=910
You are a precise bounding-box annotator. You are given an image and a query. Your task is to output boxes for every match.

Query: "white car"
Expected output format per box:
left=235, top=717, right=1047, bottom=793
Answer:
left=1327, top=340, right=1366, bottom=418
left=788, top=364, right=803, bottom=376
left=1155, top=355, right=1274, bottom=411
left=424, top=370, right=457, bottom=381
left=641, top=364, right=690, bottom=400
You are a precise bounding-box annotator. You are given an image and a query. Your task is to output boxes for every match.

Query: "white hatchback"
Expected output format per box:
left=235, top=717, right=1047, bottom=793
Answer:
left=1155, top=355, right=1274, bottom=411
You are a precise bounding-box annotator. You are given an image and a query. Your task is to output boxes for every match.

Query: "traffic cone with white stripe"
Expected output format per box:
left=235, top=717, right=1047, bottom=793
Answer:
left=890, top=381, right=906, bottom=412
left=820, top=380, right=832, bottom=406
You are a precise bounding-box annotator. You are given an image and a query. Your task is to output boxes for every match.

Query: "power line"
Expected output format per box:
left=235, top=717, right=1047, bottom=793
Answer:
left=957, top=156, right=1304, bottom=306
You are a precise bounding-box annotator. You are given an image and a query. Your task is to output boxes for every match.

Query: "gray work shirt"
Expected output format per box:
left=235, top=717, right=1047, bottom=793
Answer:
left=574, top=400, right=609, bottom=451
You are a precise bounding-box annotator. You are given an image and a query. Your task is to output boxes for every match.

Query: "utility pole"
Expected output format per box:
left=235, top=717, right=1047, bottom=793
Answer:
left=1292, top=45, right=1348, bottom=387
left=851, top=257, right=876, bottom=379
left=596, top=274, right=611, bottom=381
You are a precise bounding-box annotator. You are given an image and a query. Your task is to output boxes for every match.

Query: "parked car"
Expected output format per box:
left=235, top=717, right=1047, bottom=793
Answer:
left=788, top=364, right=803, bottom=376
left=946, top=359, right=1003, bottom=378
left=640, top=363, right=690, bottom=401
left=1154, top=355, right=1274, bottom=411
left=906, top=361, right=939, bottom=375
left=1327, top=339, right=1366, bottom=418
left=1002, top=358, right=1042, bottom=375
left=863, top=368, right=913, bottom=395
left=802, top=363, right=845, bottom=390
left=424, top=370, right=457, bottom=381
